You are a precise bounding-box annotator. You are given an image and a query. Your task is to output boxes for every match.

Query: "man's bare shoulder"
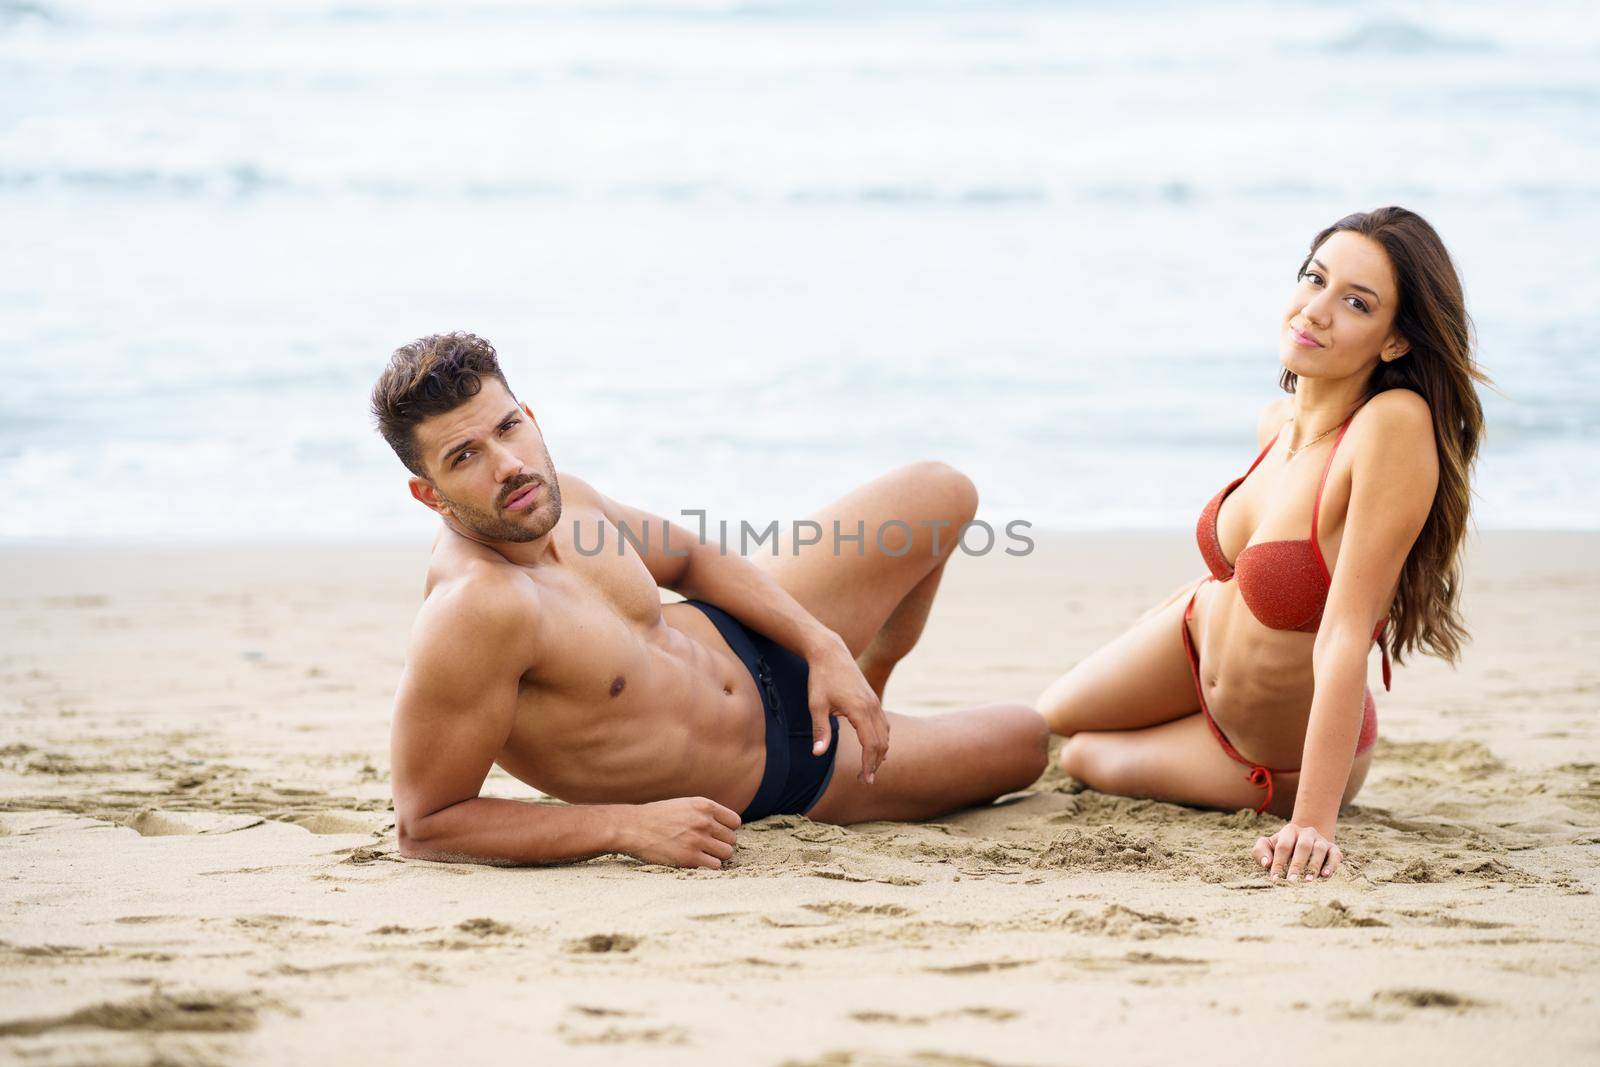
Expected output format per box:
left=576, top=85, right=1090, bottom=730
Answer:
left=411, top=549, right=542, bottom=678
left=554, top=469, right=605, bottom=509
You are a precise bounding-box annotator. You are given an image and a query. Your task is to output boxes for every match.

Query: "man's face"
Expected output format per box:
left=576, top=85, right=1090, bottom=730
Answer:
left=409, top=379, right=562, bottom=543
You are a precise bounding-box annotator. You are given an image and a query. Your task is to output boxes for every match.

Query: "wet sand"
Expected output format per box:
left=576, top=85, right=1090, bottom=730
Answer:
left=2, top=532, right=1598, bottom=1066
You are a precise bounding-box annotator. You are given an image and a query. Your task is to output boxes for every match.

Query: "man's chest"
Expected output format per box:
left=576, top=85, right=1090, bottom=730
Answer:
left=522, top=508, right=671, bottom=692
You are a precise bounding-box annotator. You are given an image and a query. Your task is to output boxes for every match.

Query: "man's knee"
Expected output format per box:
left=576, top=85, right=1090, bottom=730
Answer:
left=904, top=460, right=978, bottom=527
left=991, top=703, right=1049, bottom=786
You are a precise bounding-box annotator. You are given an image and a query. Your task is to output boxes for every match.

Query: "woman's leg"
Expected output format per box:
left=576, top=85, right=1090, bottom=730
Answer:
left=1039, top=578, right=1375, bottom=816
left=1036, top=580, right=1204, bottom=738
left=1061, top=716, right=1376, bottom=818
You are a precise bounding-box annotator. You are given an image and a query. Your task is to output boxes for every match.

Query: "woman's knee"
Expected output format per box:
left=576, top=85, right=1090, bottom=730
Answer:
left=1036, top=666, right=1098, bottom=736
left=1036, top=668, right=1088, bottom=735
left=1058, top=732, right=1136, bottom=796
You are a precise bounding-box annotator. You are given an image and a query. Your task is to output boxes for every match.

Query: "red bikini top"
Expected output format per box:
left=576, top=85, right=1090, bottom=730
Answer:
left=1196, top=416, right=1392, bottom=688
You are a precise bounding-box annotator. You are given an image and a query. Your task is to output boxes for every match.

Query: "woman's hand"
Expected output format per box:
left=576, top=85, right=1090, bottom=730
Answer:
left=1252, top=822, right=1342, bottom=880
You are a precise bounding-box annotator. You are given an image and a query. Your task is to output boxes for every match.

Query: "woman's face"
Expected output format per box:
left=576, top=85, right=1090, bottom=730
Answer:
left=1279, top=229, right=1410, bottom=381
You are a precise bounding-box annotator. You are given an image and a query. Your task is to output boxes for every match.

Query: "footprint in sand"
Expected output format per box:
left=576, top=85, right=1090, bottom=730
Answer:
left=761, top=910, right=836, bottom=929
left=782, top=1050, right=1028, bottom=1067
left=1121, top=951, right=1209, bottom=967
left=1375, top=988, right=1490, bottom=1011
left=1029, top=825, right=1176, bottom=872
left=1299, top=900, right=1388, bottom=928
left=232, top=914, right=340, bottom=931
left=1330, top=988, right=1492, bottom=1022
left=1051, top=903, right=1196, bottom=939
left=802, top=901, right=917, bottom=919
left=338, top=846, right=402, bottom=865
left=0, top=991, right=263, bottom=1036
left=557, top=1021, right=687, bottom=1046
left=1382, top=856, right=1538, bottom=885
left=121, top=810, right=266, bottom=836
left=851, top=1007, right=1019, bottom=1026
left=566, top=933, right=642, bottom=954
left=558, top=1001, right=681, bottom=1046
left=0, top=942, right=110, bottom=961
left=293, top=810, right=387, bottom=835
left=925, top=958, right=1035, bottom=975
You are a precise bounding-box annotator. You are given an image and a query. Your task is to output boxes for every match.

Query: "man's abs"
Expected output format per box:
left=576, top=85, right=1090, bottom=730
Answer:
left=493, top=600, right=769, bottom=809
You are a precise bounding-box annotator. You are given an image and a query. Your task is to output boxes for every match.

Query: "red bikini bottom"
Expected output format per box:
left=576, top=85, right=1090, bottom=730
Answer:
left=1181, top=580, right=1378, bottom=815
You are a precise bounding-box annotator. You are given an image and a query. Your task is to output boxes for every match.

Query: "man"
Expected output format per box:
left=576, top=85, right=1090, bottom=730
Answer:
left=372, top=332, right=1047, bottom=868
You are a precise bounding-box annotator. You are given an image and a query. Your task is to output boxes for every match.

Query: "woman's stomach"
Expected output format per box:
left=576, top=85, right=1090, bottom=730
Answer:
left=1188, top=577, right=1321, bottom=768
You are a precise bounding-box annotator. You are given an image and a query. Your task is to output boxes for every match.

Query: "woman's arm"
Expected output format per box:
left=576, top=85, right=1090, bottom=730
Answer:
left=1259, top=389, right=1439, bottom=878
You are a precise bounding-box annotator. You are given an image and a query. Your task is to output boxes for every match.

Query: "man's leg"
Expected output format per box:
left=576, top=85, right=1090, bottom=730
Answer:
left=757, top=461, right=1047, bottom=821
left=757, top=460, right=976, bottom=698
left=805, top=705, right=1049, bottom=824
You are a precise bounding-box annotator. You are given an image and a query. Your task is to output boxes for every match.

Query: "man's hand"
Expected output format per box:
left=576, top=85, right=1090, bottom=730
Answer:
left=805, top=635, right=890, bottom=784
left=620, top=797, right=741, bottom=869
left=1252, top=822, right=1342, bottom=881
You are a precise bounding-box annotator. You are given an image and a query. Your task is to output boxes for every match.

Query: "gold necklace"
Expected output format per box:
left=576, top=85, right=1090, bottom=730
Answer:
left=1283, top=419, right=1342, bottom=461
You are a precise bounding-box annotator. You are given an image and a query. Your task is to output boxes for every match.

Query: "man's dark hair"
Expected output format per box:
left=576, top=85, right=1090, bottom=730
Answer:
left=371, top=332, right=512, bottom=476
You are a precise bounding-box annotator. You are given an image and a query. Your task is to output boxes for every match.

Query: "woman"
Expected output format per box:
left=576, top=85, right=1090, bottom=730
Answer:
left=1037, top=207, right=1487, bottom=881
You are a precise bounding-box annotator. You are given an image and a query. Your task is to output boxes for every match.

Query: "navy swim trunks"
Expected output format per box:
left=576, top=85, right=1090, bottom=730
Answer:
left=681, top=599, right=840, bottom=822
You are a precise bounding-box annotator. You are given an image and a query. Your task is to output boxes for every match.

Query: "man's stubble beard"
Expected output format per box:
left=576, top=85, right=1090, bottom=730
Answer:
left=441, top=469, right=564, bottom=544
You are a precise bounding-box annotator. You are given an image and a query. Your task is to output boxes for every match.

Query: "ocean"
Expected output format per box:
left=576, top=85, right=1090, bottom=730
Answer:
left=3, top=0, right=1597, bottom=541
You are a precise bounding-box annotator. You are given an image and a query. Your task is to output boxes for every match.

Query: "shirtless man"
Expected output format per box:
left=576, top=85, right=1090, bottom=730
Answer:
left=370, top=333, right=1048, bottom=869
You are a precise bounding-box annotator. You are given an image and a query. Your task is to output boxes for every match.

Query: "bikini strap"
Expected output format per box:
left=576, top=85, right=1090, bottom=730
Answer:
left=1183, top=579, right=1291, bottom=814
left=1307, top=417, right=1356, bottom=582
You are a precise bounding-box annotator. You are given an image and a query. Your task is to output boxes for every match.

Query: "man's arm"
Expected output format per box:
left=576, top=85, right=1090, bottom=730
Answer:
left=390, top=574, right=740, bottom=867
left=572, top=474, right=890, bottom=784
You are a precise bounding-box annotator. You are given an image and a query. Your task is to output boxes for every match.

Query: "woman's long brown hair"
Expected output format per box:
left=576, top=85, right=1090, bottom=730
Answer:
left=1279, top=206, right=1488, bottom=665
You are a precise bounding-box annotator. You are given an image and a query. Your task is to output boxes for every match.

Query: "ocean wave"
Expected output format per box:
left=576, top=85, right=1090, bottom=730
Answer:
left=38, top=0, right=1111, bottom=34
left=0, top=0, right=54, bottom=28
left=1447, top=84, right=1600, bottom=110
left=8, top=163, right=1599, bottom=208
left=0, top=166, right=1051, bottom=204
left=786, top=183, right=1049, bottom=205
left=1322, top=19, right=1500, bottom=55
left=0, top=164, right=287, bottom=195
left=0, top=168, right=1274, bottom=205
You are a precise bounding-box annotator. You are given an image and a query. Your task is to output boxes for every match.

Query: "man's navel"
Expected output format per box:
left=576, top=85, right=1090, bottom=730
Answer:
left=609, top=675, right=626, bottom=698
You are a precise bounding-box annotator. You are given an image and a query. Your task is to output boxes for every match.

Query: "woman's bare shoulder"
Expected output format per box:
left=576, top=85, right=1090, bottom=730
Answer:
left=1254, top=396, right=1292, bottom=447
left=1358, top=388, right=1434, bottom=446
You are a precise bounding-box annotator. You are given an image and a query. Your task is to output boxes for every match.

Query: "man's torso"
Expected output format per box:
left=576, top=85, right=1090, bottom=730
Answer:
left=418, top=484, right=768, bottom=811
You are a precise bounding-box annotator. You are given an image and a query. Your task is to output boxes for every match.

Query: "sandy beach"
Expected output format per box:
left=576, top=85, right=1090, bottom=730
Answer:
left=3, top=531, right=1598, bottom=1066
